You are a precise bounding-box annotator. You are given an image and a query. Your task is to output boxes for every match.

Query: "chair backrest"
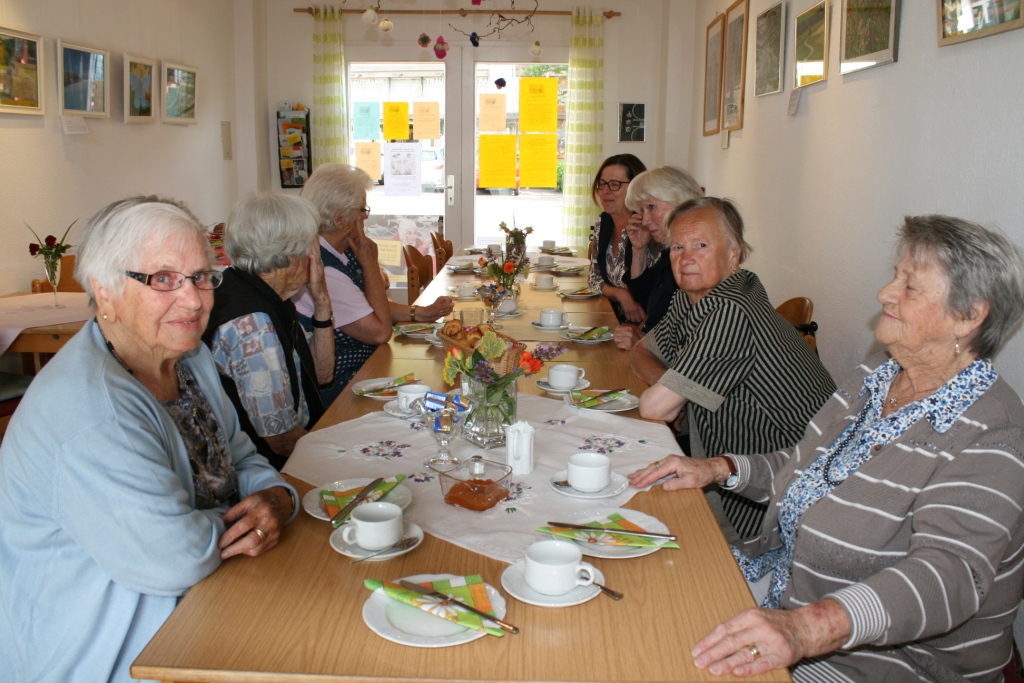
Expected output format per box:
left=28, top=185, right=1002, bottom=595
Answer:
left=430, top=231, right=448, bottom=269
left=442, top=237, right=454, bottom=261
left=775, top=297, right=818, bottom=352
left=31, top=255, right=84, bottom=293
left=403, top=244, right=433, bottom=305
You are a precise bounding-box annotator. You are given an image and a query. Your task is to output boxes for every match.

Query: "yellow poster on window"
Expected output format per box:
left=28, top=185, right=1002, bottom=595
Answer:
left=383, top=102, right=409, bottom=140
left=519, top=133, right=557, bottom=188
left=373, top=239, right=403, bottom=267
left=478, top=94, right=507, bottom=132
left=478, top=134, right=517, bottom=188
left=354, top=141, right=381, bottom=180
left=518, top=78, right=557, bottom=133
left=413, top=102, right=441, bottom=140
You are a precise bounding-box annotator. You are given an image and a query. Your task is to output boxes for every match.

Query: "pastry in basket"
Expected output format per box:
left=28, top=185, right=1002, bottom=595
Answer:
left=465, top=330, right=483, bottom=347
left=477, top=323, right=495, bottom=336
left=442, top=319, right=463, bottom=337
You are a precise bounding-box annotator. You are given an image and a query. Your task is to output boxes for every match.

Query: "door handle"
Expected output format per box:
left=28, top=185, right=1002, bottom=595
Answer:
left=446, top=174, right=455, bottom=207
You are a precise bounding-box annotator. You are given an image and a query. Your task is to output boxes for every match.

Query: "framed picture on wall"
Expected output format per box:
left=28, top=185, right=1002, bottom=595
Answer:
left=794, top=1, right=829, bottom=88
left=617, top=103, right=646, bottom=142
left=840, top=0, right=900, bottom=73
left=57, top=40, right=109, bottom=117
left=938, top=0, right=1024, bottom=46
left=755, top=2, right=785, bottom=96
left=124, top=54, right=156, bottom=123
left=721, top=0, right=749, bottom=131
left=0, top=26, right=44, bottom=115
left=703, top=14, right=725, bottom=136
left=162, top=61, right=198, bottom=125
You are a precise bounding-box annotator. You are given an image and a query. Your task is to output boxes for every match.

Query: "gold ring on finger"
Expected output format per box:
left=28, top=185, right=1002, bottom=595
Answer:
left=253, top=528, right=266, bottom=543
left=747, top=644, right=760, bottom=659
left=650, top=460, right=661, bottom=468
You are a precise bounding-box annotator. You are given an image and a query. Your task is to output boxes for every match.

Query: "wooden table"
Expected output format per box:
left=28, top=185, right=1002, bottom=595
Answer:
left=132, top=259, right=790, bottom=683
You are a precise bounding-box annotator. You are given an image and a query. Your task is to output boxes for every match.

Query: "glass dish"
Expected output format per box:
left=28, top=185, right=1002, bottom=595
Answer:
left=431, top=455, right=512, bottom=512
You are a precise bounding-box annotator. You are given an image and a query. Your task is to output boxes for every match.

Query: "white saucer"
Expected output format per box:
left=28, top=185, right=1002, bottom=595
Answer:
left=330, top=522, right=423, bottom=561
left=563, top=392, right=640, bottom=413
left=536, top=378, right=590, bottom=394
left=528, top=282, right=559, bottom=291
left=353, top=377, right=419, bottom=400
left=384, top=400, right=425, bottom=420
left=549, top=470, right=629, bottom=499
left=362, top=573, right=506, bottom=648
left=500, top=560, right=603, bottom=608
left=425, top=333, right=444, bottom=347
left=494, top=309, right=523, bottom=319
left=302, top=478, right=414, bottom=520
left=530, top=320, right=570, bottom=330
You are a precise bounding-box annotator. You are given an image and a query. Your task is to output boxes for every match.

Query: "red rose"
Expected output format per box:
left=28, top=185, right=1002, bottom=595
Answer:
left=44, top=235, right=58, bottom=248
left=29, top=243, right=40, bottom=256
left=503, top=261, right=515, bottom=274
left=478, top=257, right=487, bottom=266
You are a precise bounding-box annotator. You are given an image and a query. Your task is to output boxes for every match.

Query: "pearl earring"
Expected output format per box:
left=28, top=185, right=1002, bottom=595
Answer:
left=102, top=314, right=108, bottom=321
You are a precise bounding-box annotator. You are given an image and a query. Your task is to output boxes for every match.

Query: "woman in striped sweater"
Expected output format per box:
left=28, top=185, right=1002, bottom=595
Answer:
left=630, top=215, right=1024, bottom=682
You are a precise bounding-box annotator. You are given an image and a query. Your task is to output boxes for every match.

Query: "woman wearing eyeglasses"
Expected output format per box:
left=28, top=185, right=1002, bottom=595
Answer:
left=0, top=196, right=297, bottom=683
left=587, top=154, right=649, bottom=323
left=203, top=192, right=336, bottom=469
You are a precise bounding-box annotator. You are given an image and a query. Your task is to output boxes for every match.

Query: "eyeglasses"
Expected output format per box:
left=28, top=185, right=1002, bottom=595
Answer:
left=357, top=206, right=371, bottom=217
left=594, top=179, right=628, bottom=191
left=125, top=270, right=223, bottom=291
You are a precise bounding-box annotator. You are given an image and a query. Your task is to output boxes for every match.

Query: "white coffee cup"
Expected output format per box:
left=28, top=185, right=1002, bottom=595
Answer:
left=340, top=502, right=403, bottom=551
left=487, top=243, right=502, bottom=256
left=497, top=297, right=518, bottom=314
left=535, top=273, right=554, bottom=288
left=547, top=363, right=585, bottom=389
left=537, top=254, right=555, bottom=266
left=457, top=282, right=477, bottom=297
left=539, top=309, right=567, bottom=327
left=542, top=240, right=556, bottom=249
left=567, top=451, right=611, bottom=492
left=397, top=383, right=430, bottom=412
left=524, top=539, right=596, bottom=596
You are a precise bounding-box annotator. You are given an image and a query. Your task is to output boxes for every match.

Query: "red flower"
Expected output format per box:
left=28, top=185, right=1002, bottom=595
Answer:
left=503, top=261, right=515, bottom=274
left=450, top=347, right=464, bottom=361
left=518, top=351, right=542, bottom=374
left=478, top=257, right=487, bottom=266
left=28, top=243, right=40, bottom=256
left=44, top=235, right=58, bottom=248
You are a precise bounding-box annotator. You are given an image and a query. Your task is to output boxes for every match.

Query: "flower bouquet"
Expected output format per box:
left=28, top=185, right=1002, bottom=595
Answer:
left=476, top=222, right=533, bottom=321
left=27, top=219, right=76, bottom=308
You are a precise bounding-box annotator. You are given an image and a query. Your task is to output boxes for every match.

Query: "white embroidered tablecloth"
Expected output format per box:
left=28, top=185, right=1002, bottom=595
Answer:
left=283, top=394, right=682, bottom=563
left=0, top=292, right=91, bottom=355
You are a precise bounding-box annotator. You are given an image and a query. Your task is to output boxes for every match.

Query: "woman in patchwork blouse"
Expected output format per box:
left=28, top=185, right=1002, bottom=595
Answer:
left=204, top=192, right=336, bottom=469
left=630, top=215, right=1024, bottom=682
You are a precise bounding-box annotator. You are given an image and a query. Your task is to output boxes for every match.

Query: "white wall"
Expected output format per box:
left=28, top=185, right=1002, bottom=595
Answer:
left=685, top=0, right=1024, bottom=392
left=0, top=0, right=238, bottom=296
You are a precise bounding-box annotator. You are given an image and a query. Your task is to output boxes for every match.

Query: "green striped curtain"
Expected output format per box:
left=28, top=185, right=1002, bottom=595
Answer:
left=312, top=7, right=349, bottom=166
left=562, top=7, right=604, bottom=248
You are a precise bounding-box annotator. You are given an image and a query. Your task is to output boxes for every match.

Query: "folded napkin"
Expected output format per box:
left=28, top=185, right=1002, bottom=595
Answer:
left=567, top=326, right=610, bottom=341
left=559, top=287, right=594, bottom=298
left=554, top=266, right=585, bottom=273
left=399, top=323, right=435, bottom=334
left=355, top=374, right=416, bottom=397
left=322, top=475, right=406, bottom=526
left=538, top=513, right=679, bottom=549
left=364, top=575, right=504, bottom=637
left=569, top=388, right=630, bottom=408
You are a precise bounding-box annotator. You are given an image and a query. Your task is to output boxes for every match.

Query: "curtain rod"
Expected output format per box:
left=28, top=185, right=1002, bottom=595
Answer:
left=293, top=7, right=620, bottom=18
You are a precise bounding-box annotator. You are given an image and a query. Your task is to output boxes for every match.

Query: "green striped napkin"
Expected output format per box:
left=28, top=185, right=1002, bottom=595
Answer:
left=364, top=575, right=504, bottom=637
left=538, top=513, right=678, bottom=548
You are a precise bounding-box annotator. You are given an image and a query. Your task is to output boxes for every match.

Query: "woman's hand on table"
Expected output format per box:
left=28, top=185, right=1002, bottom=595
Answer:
left=613, top=324, right=645, bottom=350
left=612, top=288, right=647, bottom=324
left=219, top=487, right=292, bottom=559
left=627, top=454, right=724, bottom=491
left=692, top=600, right=851, bottom=677
left=420, top=296, right=454, bottom=320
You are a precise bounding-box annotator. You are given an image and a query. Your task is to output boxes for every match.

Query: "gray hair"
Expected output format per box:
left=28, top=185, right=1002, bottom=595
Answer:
left=898, top=215, right=1024, bottom=359
left=665, top=196, right=752, bottom=263
left=224, top=193, right=320, bottom=275
left=625, top=166, right=703, bottom=212
left=75, top=196, right=209, bottom=300
left=301, top=164, right=374, bottom=234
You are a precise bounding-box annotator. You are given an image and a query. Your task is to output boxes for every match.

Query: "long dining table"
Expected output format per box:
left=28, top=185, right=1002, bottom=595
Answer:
left=131, top=249, right=790, bottom=683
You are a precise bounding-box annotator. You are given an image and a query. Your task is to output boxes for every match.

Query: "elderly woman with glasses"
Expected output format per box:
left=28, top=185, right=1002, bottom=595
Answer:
left=0, top=196, right=297, bottom=683
left=587, top=154, right=649, bottom=323
left=295, top=164, right=453, bottom=406
left=631, top=216, right=1024, bottom=683
left=203, top=192, right=336, bottom=469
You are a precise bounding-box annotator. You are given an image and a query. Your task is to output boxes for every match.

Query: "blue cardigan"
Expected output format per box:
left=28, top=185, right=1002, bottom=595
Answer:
left=0, top=319, right=296, bottom=683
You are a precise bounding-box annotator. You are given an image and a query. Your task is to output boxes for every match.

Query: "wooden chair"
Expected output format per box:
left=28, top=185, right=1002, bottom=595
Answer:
left=31, top=254, right=84, bottom=293
left=403, top=244, right=434, bottom=306
left=775, top=297, right=818, bottom=353
left=430, top=231, right=454, bottom=269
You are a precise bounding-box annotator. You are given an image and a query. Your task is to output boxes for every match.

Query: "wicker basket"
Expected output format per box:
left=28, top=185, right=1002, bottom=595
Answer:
left=438, top=328, right=526, bottom=377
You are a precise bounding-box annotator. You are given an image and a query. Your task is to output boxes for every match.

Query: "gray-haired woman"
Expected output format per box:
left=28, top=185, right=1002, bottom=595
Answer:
left=631, top=215, right=1024, bottom=682
left=0, top=196, right=297, bottom=683
left=203, top=192, right=335, bottom=470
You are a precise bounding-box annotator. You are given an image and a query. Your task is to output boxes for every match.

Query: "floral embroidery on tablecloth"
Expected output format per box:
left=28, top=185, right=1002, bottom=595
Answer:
left=408, top=422, right=426, bottom=431
left=407, top=471, right=436, bottom=483
left=356, top=440, right=410, bottom=460
left=578, top=435, right=630, bottom=454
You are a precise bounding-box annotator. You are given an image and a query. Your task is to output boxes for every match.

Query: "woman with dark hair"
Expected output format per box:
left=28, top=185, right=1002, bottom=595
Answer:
left=586, top=153, right=648, bottom=323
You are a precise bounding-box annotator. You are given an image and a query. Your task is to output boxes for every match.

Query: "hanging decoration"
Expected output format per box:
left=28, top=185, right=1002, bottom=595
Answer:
left=379, top=16, right=394, bottom=32
left=447, top=0, right=539, bottom=44
left=418, top=32, right=432, bottom=47
left=470, top=32, right=480, bottom=47
left=529, top=40, right=542, bottom=56
left=362, top=3, right=379, bottom=23
left=433, top=35, right=450, bottom=59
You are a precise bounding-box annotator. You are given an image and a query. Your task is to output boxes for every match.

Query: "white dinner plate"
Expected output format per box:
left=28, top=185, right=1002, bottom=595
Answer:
left=330, top=522, right=424, bottom=561
left=383, top=400, right=426, bottom=421
left=528, top=283, right=559, bottom=291
left=540, top=247, right=574, bottom=255
left=500, top=560, right=603, bottom=608
left=563, top=392, right=639, bottom=413
left=530, top=321, right=570, bottom=330
left=302, top=478, right=414, bottom=521
left=362, top=573, right=507, bottom=648
left=447, top=264, right=477, bottom=273
left=548, top=470, right=629, bottom=499
left=398, top=324, right=436, bottom=338
left=465, top=247, right=488, bottom=254
left=548, top=507, right=672, bottom=559
left=352, top=377, right=418, bottom=400
left=560, top=327, right=613, bottom=344
left=559, top=290, right=600, bottom=300
left=425, top=332, right=444, bottom=347
left=535, top=378, right=590, bottom=394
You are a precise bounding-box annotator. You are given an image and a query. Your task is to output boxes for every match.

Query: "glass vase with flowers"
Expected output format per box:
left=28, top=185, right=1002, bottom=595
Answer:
left=27, top=219, right=77, bottom=308
left=476, top=222, right=532, bottom=324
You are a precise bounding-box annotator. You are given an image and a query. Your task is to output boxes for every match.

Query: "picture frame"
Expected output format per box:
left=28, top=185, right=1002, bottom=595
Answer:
left=162, top=61, right=197, bottom=125
left=0, top=26, right=44, bottom=115
left=938, top=0, right=1024, bottom=46
left=703, top=14, right=725, bottom=137
left=794, top=1, right=829, bottom=89
left=57, top=39, right=108, bottom=118
left=721, top=0, right=749, bottom=131
left=755, top=2, right=785, bottom=96
left=617, top=102, right=645, bottom=142
left=840, top=0, right=900, bottom=74
left=124, top=54, right=156, bottom=123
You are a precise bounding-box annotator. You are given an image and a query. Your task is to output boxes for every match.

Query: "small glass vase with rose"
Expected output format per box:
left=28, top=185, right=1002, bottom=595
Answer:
left=26, top=219, right=77, bottom=308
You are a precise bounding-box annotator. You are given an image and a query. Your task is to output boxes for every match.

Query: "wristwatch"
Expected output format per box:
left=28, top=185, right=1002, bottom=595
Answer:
left=721, top=457, right=739, bottom=489
left=311, top=314, right=333, bottom=329
left=410, top=305, right=419, bottom=321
